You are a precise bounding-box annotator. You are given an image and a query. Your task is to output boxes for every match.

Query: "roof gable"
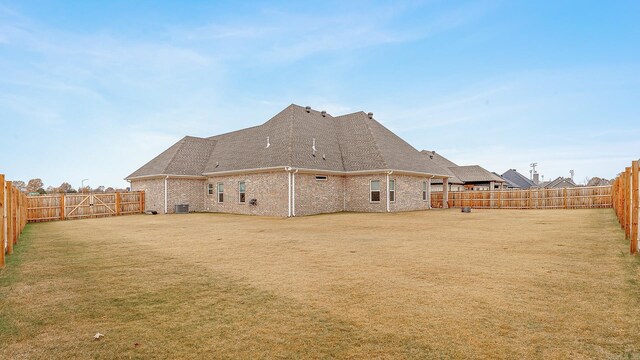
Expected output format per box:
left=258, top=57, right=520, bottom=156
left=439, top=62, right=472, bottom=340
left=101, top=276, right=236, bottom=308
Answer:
left=501, top=169, right=536, bottom=189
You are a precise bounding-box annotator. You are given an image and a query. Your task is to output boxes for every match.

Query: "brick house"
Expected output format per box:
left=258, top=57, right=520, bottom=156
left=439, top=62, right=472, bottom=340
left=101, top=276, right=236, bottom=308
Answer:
left=421, top=150, right=506, bottom=191
left=126, top=104, right=452, bottom=216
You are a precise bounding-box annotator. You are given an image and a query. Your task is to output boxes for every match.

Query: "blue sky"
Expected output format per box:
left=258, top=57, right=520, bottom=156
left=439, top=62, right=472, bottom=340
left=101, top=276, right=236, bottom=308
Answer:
left=1, top=0, right=638, bottom=189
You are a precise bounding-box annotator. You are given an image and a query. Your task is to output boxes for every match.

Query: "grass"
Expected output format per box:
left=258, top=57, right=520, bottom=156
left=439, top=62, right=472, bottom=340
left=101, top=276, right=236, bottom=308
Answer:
left=1, top=209, right=639, bottom=359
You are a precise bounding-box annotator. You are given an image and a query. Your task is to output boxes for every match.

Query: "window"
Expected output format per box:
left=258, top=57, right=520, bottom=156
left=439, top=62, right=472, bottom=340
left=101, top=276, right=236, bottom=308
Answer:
left=239, top=181, right=246, bottom=203
left=217, top=182, right=224, bottom=203
left=315, top=175, right=327, bottom=181
left=370, top=180, right=380, bottom=202
left=207, top=183, right=214, bottom=195
left=389, top=179, right=396, bottom=203
left=422, top=181, right=428, bottom=201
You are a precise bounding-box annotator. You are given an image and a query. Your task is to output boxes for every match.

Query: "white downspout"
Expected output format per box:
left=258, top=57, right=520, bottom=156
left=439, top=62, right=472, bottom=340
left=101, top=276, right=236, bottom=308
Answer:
left=292, top=169, right=299, bottom=216
left=285, top=167, right=292, bottom=217
left=164, top=175, right=169, bottom=214
left=386, top=170, right=393, bottom=212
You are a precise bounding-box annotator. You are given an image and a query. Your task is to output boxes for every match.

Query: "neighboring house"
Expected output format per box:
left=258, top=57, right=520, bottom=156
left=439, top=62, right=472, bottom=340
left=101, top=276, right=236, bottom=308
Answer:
left=420, top=150, right=506, bottom=191
left=501, top=169, right=536, bottom=189
left=126, top=104, right=452, bottom=216
left=492, top=172, right=521, bottom=189
left=542, top=177, right=577, bottom=189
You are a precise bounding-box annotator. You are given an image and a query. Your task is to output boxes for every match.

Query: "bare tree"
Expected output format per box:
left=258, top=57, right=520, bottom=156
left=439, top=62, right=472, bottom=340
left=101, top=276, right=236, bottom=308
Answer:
left=12, top=180, right=26, bottom=192
left=26, top=178, right=44, bottom=193
left=58, top=182, right=74, bottom=193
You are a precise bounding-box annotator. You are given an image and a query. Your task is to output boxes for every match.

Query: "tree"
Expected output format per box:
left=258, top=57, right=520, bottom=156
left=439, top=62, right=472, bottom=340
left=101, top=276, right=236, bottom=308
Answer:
left=27, top=178, right=44, bottom=193
left=37, top=188, right=47, bottom=195
left=12, top=180, right=26, bottom=192
left=58, top=182, right=74, bottom=193
left=46, top=186, right=57, bottom=194
left=105, top=187, right=115, bottom=193
left=95, top=186, right=105, bottom=193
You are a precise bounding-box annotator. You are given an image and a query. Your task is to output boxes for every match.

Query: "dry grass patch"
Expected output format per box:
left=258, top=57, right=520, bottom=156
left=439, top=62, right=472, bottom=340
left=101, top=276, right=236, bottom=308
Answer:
left=1, top=209, right=639, bottom=359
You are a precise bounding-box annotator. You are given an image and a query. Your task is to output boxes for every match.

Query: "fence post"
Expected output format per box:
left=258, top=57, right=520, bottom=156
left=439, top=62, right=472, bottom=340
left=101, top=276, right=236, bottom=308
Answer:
left=632, top=161, right=639, bottom=255
left=115, top=192, right=121, bottom=216
left=12, top=187, right=17, bottom=245
left=625, top=167, right=631, bottom=239
left=0, top=174, right=4, bottom=268
left=6, top=181, right=13, bottom=255
left=60, top=193, right=65, bottom=221
left=140, top=191, right=145, bottom=213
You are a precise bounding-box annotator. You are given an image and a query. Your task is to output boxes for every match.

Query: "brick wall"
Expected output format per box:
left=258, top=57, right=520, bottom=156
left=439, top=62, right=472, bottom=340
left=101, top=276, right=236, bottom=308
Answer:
left=204, top=171, right=288, bottom=217
left=344, top=174, right=387, bottom=212
left=131, top=177, right=205, bottom=213
left=388, top=174, right=431, bottom=212
left=294, top=173, right=345, bottom=216
left=135, top=172, right=440, bottom=217
left=131, top=178, right=164, bottom=213
left=167, top=178, right=205, bottom=213
left=345, top=173, right=433, bottom=213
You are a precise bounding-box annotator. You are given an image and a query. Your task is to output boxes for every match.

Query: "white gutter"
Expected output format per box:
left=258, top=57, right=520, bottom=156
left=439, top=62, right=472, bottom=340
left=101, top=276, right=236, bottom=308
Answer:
left=386, top=171, right=393, bottom=212
left=292, top=169, right=299, bottom=216
left=203, top=167, right=450, bottom=178
left=164, top=175, right=169, bottom=214
left=125, top=174, right=207, bottom=181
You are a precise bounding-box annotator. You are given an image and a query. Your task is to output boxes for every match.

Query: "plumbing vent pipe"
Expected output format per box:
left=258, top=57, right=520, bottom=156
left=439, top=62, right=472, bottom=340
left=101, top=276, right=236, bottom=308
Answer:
left=305, top=106, right=311, bottom=113
left=321, top=110, right=326, bottom=117
left=367, top=112, right=373, bottom=119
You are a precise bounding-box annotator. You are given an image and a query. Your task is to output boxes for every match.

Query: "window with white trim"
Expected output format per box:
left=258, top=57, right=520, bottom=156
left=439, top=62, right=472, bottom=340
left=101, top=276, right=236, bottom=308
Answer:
left=370, top=180, right=381, bottom=202
left=217, top=182, right=224, bottom=203
left=422, top=181, right=428, bottom=201
left=389, top=179, right=396, bottom=203
left=207, top=183, right=214, bottom=195
left=239, top=181, right=246, bottom=203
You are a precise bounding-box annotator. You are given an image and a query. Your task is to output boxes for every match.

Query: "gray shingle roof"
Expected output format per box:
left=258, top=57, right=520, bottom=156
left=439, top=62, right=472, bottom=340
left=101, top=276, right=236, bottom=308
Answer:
left=126, top=104, right=451, bottom=179
left=448, top=165, right=505, bottom=183
left=501, top=169, right=536, bottom=189
left=420, top=150, right=463, bottom=184
left=126, top=136, right=216, bottom=178
left=544, top=177, right=577, bottom=188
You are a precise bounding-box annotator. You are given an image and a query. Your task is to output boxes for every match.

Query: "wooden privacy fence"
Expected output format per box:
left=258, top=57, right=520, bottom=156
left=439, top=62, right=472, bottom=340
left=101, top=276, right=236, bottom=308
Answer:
left=1, top=174, right=29, bottom=269
left=611, top=160, right=639, bottom=255
left=27, top=192, right=145, bottom=222
left=430, top=185, right=612, bottom=210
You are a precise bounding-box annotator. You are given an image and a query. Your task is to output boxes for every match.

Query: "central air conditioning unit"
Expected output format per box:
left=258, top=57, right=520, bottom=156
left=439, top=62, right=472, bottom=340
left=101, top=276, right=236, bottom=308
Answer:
left=175, top=204, right=189, bottom=214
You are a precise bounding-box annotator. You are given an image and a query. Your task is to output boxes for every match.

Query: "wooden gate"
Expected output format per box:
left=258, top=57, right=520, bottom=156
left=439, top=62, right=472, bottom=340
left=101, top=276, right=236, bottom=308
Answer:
left=27, top=192, right=145, bottom=222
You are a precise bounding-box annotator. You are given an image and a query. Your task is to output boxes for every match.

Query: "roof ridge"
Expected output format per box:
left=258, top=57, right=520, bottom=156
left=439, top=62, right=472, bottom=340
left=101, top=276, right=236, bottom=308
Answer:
left=363, top=114, right=388, bottom=168
left=162, top=137, right=188, bottom=174
left=332, top=117, right=347, bottom=171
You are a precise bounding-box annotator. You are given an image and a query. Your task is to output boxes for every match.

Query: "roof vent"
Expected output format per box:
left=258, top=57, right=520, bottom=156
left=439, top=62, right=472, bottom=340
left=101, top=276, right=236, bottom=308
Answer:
left=322, top=154, right=326, bottom=160
left=321, top=110, right=326, bottom=117
left=215, top=161, right=219, bottom=168
left=312, top=138, right=317, bottom=157
left=266, top=136, right=270, bottom=149
left=367, top=112, right=373, bottom=119
left=305, top=106, right=311, bottom=113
